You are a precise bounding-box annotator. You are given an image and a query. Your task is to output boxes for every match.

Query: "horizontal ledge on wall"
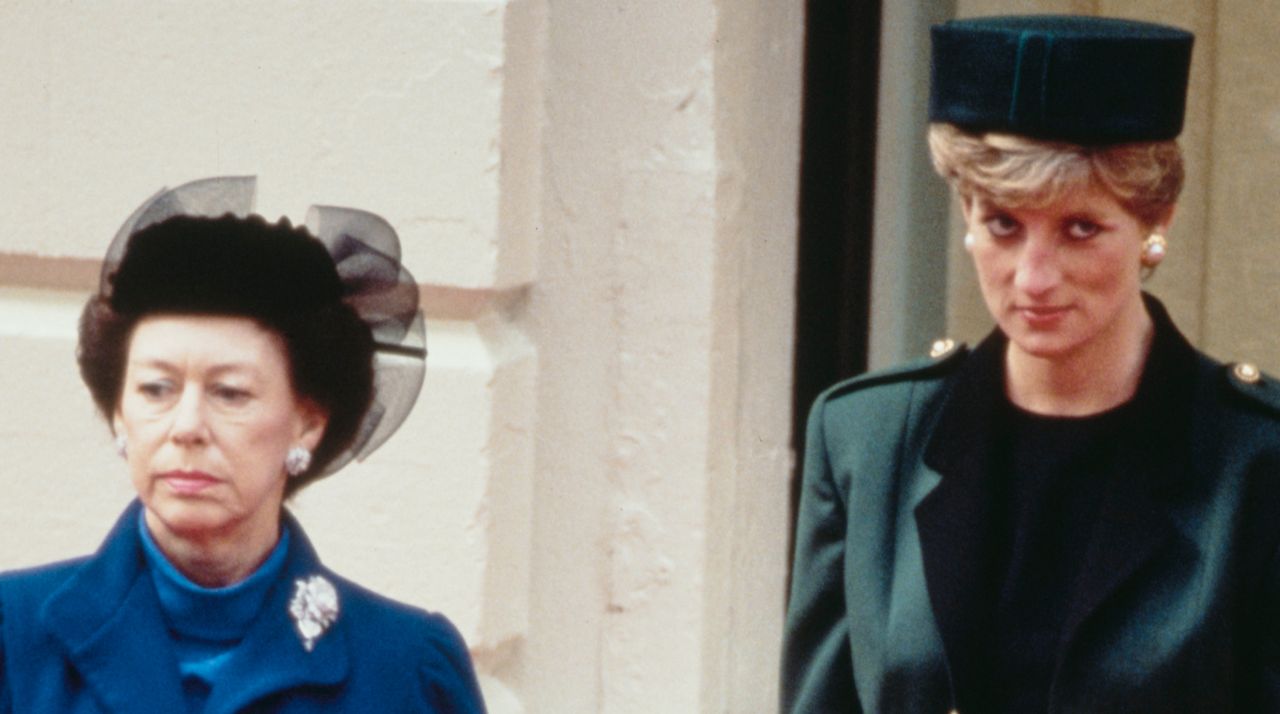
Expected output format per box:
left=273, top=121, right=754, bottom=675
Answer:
left=420, top=284, right=530, bottom=321
left=0, top=254, right=100, bottom=292
left=0, top=252, right=529, bottom=323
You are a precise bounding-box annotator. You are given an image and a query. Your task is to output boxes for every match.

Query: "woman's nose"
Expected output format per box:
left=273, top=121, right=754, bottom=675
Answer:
left=1013, top=237, right=1061, bottom=296
left=169, top=387, right=209, bottom=444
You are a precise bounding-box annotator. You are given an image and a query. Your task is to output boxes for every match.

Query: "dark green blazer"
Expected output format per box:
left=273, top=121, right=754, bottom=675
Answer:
left=783, top=298, right=1280, bottom=713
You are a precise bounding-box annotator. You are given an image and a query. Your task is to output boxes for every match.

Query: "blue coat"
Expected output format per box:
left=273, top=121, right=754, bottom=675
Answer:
left=0, top=501, right=486, bottom=713
left=782, top=297, right=1280, bottom=712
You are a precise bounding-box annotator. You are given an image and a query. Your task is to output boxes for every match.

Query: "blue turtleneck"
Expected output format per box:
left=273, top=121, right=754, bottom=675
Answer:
left=138, top=514, right=290, bottom=712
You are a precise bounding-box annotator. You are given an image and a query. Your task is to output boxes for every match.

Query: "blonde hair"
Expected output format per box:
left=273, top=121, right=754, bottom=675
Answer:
left=927, top=123, right=1184, bottom=228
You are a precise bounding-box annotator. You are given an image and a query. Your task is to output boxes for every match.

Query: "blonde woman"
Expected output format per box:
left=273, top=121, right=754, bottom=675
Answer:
left=784, top=15, right=1280, bottom=713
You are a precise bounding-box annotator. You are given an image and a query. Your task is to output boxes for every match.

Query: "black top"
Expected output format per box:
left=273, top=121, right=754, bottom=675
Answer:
left=982, top=398, right=1133, bottom=711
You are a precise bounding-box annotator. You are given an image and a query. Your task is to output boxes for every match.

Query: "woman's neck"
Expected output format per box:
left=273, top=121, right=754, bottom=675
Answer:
left=1005, top=299, right=1154, bottom=417
left=143, top=510, right=281, bottom=588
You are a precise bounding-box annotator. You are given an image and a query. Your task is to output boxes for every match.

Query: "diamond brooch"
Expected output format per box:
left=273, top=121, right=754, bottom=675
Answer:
left=289, top=574, right=340, bottom=652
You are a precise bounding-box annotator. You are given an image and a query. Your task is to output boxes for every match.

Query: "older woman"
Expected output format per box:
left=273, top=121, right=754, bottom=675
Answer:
left=783, top=15, right=1280, bottom=713
left=0, top=178, right=486, bottom=712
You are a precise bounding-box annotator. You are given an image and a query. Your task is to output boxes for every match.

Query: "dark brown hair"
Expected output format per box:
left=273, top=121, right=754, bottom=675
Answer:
left=78, top=215, right=376, bottom=496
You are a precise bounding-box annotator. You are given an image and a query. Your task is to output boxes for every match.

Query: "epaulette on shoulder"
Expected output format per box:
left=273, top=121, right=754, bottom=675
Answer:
left=1223, top=360, right=1280, bottom=417
left=823, top=338, right=968, bottom=402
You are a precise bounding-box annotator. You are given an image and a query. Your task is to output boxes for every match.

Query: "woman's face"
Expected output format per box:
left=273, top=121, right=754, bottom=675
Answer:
left=963, top=182, right=1166, bottom=362
left=114, top=315, right=326, bottom=548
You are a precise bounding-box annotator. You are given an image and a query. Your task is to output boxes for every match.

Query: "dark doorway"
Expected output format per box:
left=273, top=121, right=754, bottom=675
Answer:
left=788, top=0, right=883, bottom=575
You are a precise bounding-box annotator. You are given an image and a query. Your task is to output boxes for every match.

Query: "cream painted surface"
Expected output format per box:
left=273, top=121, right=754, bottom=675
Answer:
left=0, top=1, right=802, bottom=712
left=0, top=301, right=137, bottom=566
left=706, top=0, right=804, bottom=710
left=0, top=1, right=521, bottom=289
left=0, top=287, right=137, bottom=557
left=524, top=0, right=723, bottom=708
left=944, top=0, right=1280, bottom=376
left=0, top=287, right=85, bottom=339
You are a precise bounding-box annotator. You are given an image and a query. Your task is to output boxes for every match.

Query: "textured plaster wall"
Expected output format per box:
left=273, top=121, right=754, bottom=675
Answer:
left=518, top=1, right=801, bottom=709
left=941, top=0, right=1280, bottom=373
left=0, top=1, right=803, bottom=711
left=707, top=1, right=805, bottom=709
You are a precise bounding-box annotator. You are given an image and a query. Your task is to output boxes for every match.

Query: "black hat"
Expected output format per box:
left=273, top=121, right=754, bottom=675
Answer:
left=929, top=15, right=1194, bottom=144
left=111, top=214, right=344, bottom=321
left=101, top=176, right=427, bottom=474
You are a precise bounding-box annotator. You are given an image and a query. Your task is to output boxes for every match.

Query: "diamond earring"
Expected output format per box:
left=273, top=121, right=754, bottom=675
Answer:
left=285, top=447, right=313, bottom=477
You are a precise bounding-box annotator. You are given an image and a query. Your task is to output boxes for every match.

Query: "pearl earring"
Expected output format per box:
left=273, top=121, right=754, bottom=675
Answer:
left=114, top=435, right=127, bottom=459
left=1141, top=233, right=1167, bottom=267
left=963, top=233, right=975, bottom=250
left=285, top=447, right=313, bottom=477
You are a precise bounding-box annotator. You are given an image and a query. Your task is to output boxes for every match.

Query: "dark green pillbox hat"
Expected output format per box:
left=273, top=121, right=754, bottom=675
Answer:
left=929, top=15, right=1193, bottom=145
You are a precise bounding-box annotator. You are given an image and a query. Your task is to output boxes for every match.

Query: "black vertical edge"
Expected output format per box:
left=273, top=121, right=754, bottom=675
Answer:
left=787, top=0, right=883, bottom=587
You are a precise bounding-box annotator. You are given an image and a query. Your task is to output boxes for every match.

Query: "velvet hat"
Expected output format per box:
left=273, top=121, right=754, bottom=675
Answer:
left=929, top=15, right=1194, bottom=144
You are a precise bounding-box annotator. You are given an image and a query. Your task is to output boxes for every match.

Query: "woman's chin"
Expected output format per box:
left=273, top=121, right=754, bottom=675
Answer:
left=997, top=315, right=1086, bottom=359
left=1012, top=337, right=1069, bottom=358
left=144, top=497, right=234, bottom=540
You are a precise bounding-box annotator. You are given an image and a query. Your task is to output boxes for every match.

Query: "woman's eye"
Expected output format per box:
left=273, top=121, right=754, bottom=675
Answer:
left=1066, top=220, right=1102, bottom=241
left=211, top=385, right=251, bottom=404
left=984, top=214, right=1020, bottom=238
left=138, top=381, right=173, bottom=399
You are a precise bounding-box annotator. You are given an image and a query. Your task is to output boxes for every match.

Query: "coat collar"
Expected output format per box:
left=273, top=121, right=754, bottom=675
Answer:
left=206, top=508, right=349, bottom=714
left=40, top=501, right=349, bottom=714
left=40, top=500, right=188, bottom=712
left=1056, top=294, right=1200, bottom=647
left=914, top=322, right=1008, bottom=698
left=914, top=294, right=1199, bottom=701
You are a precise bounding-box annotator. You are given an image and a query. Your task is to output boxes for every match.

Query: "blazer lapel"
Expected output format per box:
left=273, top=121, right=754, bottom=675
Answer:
left=1056, top=295, right=1196, bottom=660
left=916, top=330, right=1009, bottom=699
left=205, top=513, right=349, bottom=714
left=1055, top=454, right=1177, bottom=649
left=40, top=501, right=188, bottom=713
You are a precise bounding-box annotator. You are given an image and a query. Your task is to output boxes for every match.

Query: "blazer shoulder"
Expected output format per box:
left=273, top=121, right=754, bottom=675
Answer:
left=329, top=573, right=483, bottom=708
left=0, top=557, right=88, bottom=606
left=0, top=557, right=90, bottom=664
left=330, top=573, right=472, bottom=661
left=818, top=341, right=969, bottom=408
left=1220, top=359, right=1280, bottom=420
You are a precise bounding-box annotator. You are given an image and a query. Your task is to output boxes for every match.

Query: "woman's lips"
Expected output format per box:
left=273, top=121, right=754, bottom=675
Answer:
left=1016, top=304, right=1070, bottom=328
left=158, top=470, right=220, bottom=495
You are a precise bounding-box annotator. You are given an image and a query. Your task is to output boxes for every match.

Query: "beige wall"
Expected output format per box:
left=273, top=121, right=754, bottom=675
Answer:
left=516, top=2, right=801, bottom=710
left=0, top=2, right=802, bottom=712
left=941, top=1, right=1280, bottom=374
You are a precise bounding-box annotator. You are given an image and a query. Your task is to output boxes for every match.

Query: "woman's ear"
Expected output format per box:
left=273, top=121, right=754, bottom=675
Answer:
left=296, top=399, right=329, bottom=452
left=1153, top=203, right=1178, bottom=235
left=959, top=194, right=976, bottom=225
